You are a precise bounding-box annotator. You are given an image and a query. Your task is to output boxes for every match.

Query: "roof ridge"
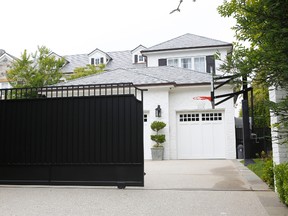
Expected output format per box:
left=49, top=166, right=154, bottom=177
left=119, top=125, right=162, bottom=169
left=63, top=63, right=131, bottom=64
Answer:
left=187, top=33, right=230, bottom=44
left=64, top=53, right=88, bottom=57
left=147, top=34, right=189, bottom=49
left=107, top=50, right=131, bottom=54
left=144, top=33, right=232, bottom=52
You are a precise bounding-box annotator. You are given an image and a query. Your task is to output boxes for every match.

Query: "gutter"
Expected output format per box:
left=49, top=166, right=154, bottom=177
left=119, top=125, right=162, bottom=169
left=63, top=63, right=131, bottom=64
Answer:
left=141, top=44, right=233, bottom=54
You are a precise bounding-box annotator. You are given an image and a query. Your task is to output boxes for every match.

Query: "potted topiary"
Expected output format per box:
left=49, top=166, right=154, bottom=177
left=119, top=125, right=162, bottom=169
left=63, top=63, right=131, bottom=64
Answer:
left=150, top=121, right=166, bottom=160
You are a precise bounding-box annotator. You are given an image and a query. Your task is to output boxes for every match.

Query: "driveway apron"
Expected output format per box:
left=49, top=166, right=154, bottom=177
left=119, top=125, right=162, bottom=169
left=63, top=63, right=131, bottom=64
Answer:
left=144, top=160, right=251, bottom=191
left=0, top=160, right=287, bottom=216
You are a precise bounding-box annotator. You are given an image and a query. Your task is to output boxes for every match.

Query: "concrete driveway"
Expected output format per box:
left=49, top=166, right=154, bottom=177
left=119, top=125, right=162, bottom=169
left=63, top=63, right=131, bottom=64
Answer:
left=0, top=160, right=287, bottom=216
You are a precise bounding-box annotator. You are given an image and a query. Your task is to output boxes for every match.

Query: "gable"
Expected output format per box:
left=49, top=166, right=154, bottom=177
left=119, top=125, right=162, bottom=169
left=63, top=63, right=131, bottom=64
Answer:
left=131, top=45, right=147, bottom=54
left=88, top=48, right=112, bottom=65
left=0, top=52, right=15, bottom=63
left=0, top=53, right=15, bottom=79
left=48, top=52, right=69, bottom=66
left=131, top=45, right=147, bottom=64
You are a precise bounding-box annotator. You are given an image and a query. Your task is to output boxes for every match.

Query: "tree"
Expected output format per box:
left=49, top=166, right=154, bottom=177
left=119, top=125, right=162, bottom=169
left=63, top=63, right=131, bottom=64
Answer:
left=238, top=82, right=270, bottom=128
left=218, top=0, right=288, bottom=87
left=7, top=46, right=65, bottom=88
left=68, top=64, right=105, bottom=80
left=251, top=84, right=270, bottom=128
left=218, top=0, right=288, bottom=141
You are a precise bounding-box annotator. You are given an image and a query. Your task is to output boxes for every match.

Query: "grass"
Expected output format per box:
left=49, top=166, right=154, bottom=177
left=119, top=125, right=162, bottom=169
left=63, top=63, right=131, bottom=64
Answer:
left=241, top=158, right=267, bottom=179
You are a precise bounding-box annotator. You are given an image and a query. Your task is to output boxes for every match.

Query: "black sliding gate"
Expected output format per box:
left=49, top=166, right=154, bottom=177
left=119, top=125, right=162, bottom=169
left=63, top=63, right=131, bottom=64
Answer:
left=0, top=83, right=144, bottom=188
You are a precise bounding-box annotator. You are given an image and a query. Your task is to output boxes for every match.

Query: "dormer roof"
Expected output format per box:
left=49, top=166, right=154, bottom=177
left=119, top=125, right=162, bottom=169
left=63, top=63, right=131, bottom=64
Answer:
left=142, top=33, right=232, bottom=53
left=0, top=49, right=17, bottom=61
left=105, top=50, right=146, bottom=70
left=131, top=45, right=147, bottom=53
left=88, top=48, right=112, bottom=60
left=0, top=49, right=5, bottom=56
left=48, top=52, right=69, bottom=65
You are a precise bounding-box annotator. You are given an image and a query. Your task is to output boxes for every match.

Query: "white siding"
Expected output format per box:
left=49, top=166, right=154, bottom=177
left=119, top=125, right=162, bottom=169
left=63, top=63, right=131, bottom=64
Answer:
left=169, top=85, right=236, bottom=159
left=141, top=84, right=236, bottom=160
left=131, top=45, right=146, bottom=64
left=141, top=87, right=171, bottom=159
left=145, top=47, right=228, bottom=75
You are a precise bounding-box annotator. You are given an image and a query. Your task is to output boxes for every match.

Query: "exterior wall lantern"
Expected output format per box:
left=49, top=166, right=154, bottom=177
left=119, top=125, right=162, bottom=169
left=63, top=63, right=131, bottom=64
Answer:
left=155, top=105, right=162, bottom=117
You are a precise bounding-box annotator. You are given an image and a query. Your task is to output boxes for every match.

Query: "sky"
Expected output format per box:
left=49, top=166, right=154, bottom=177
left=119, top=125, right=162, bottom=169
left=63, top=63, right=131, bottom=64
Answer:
left=1, top=0, right=236, bottom=58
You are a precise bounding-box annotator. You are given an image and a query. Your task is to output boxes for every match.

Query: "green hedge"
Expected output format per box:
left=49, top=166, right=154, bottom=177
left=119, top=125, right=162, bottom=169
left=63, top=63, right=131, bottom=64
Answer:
left=274, top=162, right=288, bottom=206
left=262, top=159, right=274, bottom=188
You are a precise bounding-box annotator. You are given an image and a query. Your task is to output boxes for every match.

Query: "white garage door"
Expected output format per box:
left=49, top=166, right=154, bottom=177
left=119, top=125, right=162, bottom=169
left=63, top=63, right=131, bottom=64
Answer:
left=177, top=112, right=225, bottom=159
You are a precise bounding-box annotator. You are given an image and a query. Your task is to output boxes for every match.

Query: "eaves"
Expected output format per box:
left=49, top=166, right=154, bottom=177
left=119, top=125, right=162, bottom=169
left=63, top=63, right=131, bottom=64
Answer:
left=141, top=44, right=233, bottom=54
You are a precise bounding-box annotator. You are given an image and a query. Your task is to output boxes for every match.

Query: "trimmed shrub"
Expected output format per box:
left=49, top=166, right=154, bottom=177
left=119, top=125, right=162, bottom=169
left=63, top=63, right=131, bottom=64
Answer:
left=150, top=121, right=166, bottom=147
left=274, top=162, right=288, bottom=206
left=262, top=159, right=274, bottom=188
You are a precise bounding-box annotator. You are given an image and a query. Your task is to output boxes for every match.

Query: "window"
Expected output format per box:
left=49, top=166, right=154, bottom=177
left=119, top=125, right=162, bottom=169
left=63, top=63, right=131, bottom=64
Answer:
left=164, top=57, right=207, bottom=72
left=181, top=58, right=192, bottom=69
left=179, top=113, right=200, bottom=122
left=138, top=55, right=144, bottom=62
left=168, top=58, right=179, bottom=67
left=91, top=57, right=105, bottom=65
left=144, top=114, right=148, bottom=122
left=134, top=55, right=145, bottom=63
left=194, top=57, right=205, bottom=72
left=201, top=113, right=222, bottom=121
left=134, top=55, right=138, bottom=63
left=158, top=59, right=167, bottom=66
left=206, top=55, right=215, bottom=73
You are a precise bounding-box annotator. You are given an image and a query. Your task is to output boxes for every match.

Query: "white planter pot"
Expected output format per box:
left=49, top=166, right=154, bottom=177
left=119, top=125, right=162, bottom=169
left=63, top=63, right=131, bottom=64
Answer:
left=151, top=147, right=164, bottom=160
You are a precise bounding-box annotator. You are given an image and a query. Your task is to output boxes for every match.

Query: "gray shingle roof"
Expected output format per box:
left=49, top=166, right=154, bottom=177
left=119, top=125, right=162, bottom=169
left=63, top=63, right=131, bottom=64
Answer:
left=0, top=49, right=5, bottom=57
left=61, top=66, right=212, bottom=86
left=61, top=50, right=145, bottom=73
left=61, top=54, right=89, bottom=73
left=106, top=50, right=146, bottom=70
left=142, top=33, right=232, bottom=53
left=60, top=33, right=232, bottom=73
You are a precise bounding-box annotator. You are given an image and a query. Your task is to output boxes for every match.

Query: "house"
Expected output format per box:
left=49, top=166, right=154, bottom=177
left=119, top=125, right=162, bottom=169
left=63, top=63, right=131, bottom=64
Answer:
left=59, top=33, right=236, bottom=160
left=0, top=49, right=15, bottom=89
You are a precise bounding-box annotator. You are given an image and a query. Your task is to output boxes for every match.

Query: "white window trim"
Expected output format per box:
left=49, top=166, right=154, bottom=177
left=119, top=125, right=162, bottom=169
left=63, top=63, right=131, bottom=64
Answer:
left=194, top=56, right=206, bottom=73
left=167, top=56, right=206, bottom=72
left=167, top=58, right=179, bottom=67
left=135, top=54, right=145, bottom=63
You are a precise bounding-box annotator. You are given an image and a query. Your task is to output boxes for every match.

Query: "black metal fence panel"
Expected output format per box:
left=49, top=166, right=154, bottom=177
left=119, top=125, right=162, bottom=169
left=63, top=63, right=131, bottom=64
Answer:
left=0, top=84, right=144, bottom=188
left=235, top=127, right=272, bottom=159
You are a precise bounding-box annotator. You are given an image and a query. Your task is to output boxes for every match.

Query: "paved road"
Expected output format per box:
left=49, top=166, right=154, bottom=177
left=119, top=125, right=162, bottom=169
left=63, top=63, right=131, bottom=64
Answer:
left=0, top=160, right=287, bottom=216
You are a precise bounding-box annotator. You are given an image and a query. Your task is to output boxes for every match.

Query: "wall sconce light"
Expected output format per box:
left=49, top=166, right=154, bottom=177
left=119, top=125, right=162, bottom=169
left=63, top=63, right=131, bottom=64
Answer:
left=155, top=105, right=161, bottom=117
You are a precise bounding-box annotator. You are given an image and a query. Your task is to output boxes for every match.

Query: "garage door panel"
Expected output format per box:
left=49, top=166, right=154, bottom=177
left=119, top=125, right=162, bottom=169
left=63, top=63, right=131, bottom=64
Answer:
left=201, top=123, right=214, bottom=157
left=177, top=111, right=225, bottom=159
left=190, top=124, right=203, bottom=158
left=212, top=123, right=226, bottom=158
left=178, top=125, right=194, bottom=159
